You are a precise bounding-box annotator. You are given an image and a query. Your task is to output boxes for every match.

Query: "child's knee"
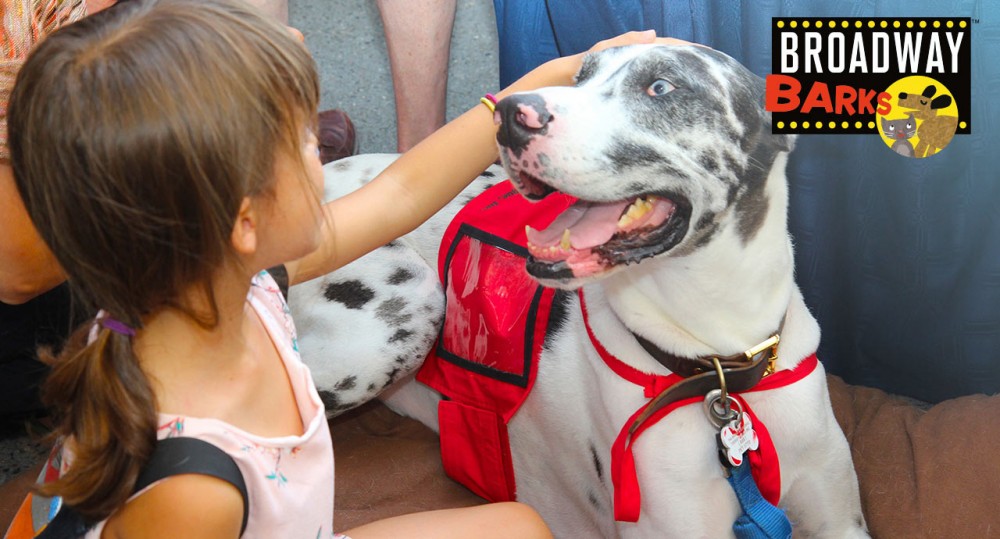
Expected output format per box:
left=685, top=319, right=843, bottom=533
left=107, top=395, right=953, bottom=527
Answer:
left=493, top=502, right=552, bottom=538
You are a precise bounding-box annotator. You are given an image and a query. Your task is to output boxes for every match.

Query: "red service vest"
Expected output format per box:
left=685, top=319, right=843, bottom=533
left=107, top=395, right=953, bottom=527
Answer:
left=417, top=179, right=814, bottom=523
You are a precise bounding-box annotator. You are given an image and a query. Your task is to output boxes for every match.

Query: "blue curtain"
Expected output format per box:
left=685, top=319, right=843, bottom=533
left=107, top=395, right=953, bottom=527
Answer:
left=492, top=0, right=999, bottom=403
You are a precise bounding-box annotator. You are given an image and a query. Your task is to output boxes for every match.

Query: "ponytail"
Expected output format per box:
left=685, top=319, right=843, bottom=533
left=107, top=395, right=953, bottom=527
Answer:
left=38, top=322, right=157, bottom=522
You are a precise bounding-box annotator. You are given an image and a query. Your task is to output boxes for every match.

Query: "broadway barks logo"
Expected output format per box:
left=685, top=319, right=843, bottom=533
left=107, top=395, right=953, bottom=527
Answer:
left=766, top=18, right=971, bottom=158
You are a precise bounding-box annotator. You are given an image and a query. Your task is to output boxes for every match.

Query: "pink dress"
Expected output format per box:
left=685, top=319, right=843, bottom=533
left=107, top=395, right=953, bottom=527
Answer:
left=82, top=271, right=337, bottom=538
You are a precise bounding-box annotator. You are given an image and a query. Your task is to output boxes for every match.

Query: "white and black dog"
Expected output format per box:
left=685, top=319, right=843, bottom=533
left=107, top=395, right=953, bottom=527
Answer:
left=292, top=44, right=868, bottom=538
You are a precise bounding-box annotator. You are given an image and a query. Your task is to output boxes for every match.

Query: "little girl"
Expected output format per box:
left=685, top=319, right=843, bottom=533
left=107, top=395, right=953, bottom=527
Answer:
left=8, top=0, right=656, bottom=536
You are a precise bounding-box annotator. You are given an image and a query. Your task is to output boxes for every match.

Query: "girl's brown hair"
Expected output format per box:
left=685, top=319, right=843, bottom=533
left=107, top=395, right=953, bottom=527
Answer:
left=8, top=0, right=318, bottom=521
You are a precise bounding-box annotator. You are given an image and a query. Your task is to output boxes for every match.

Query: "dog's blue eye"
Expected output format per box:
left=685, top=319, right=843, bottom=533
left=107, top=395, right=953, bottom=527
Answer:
left=647, top=79, right=676, bottom=97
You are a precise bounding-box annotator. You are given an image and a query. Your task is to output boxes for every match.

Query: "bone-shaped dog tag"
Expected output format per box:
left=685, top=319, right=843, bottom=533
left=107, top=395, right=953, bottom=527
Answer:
left=717, top=412, right=759, bottom=467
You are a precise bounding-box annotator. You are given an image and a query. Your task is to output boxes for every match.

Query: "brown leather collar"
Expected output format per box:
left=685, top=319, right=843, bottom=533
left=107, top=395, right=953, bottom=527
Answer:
left=628, top=332, right=781, bottom=435
left=633, top=333, right=780, bottom=378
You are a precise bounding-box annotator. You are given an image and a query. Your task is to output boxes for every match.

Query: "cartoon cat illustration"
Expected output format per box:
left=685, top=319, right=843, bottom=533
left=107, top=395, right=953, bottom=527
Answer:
left=881, top=112, right=917, bottom=158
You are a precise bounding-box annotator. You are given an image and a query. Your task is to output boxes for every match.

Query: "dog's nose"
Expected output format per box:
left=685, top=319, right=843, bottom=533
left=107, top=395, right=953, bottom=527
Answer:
left=496, top=94, right=552, bottom=155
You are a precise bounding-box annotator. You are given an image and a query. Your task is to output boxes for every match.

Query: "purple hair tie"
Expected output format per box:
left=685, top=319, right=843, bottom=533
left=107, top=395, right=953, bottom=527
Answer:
left=100, top=316, right=136, bottom=337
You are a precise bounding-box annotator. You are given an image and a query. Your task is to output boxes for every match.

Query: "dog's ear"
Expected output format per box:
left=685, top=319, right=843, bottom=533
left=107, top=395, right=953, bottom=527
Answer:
left=757, top=84, right=796, bottom=153
left=922, top=85, right=937, bottom=98
left=931, top=94, right=952, bottom=110
left=766, top=118, right=797, bottom=153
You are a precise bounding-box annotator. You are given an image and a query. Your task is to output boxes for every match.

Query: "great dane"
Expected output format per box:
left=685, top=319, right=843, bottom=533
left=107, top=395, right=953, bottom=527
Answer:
left=292, top=44, right=868, bottom=538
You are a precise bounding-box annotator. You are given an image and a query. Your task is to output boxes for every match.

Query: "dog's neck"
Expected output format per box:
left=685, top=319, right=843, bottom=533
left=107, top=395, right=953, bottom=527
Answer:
left=586, top=153, right=820, bottom=370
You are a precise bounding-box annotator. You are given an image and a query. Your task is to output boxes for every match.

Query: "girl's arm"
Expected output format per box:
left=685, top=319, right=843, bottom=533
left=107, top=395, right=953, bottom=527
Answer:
left=101, top=475, right=244, bottom=539
left=286, top=31, right=661, bottom=285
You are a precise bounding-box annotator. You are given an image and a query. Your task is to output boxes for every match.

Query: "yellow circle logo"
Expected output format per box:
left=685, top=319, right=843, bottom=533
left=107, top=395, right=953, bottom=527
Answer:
left=878, top=76, right=959, bottom=158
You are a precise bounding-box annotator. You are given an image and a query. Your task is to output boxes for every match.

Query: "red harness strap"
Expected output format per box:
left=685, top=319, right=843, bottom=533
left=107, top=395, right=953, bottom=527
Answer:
left=579, top=290, right=819, bottom=522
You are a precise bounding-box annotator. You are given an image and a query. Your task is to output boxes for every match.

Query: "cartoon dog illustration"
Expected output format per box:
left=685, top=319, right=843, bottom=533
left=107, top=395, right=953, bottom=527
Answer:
left=897, top=84, right=958, bottom=157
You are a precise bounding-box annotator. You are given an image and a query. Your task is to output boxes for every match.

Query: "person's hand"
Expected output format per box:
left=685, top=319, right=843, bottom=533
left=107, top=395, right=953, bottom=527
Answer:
left=587, top=30, right=700, bottom=55
left=587, top=29, right=657, bottom=53
left=552, top=32, right=702, bottom=87
left=498, top=32, right=705, bottom=103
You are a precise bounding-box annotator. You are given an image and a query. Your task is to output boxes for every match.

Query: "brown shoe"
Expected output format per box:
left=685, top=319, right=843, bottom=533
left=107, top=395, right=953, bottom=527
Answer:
left=318, top=109, right=358, bottom=164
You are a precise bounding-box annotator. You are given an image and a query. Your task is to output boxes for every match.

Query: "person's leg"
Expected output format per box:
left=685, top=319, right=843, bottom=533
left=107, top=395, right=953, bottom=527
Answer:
left=343, top=502, right=552, bottom=539
left=376, top=0, right=457, bottom=153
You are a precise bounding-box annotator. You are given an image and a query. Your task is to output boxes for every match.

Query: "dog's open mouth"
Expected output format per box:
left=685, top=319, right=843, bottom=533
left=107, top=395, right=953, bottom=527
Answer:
left=517, top=172, right=691, bottom=281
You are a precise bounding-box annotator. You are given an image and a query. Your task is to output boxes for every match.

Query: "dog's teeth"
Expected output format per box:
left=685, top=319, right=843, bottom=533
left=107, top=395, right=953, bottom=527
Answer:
left=619, top=197, right=658, bottom=229
left=560, top=229, right=572, bottom=250
left=626, top=200, right=651, bottom=219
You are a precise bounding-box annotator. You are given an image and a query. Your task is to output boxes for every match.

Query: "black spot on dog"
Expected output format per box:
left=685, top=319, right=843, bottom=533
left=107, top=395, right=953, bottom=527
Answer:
left=671, top=50, right=714, bottom=86
left=330, top=160, right=352, bottom=172
left=731, top=132, right=780, bottom=244
left=543, top=291, right=573, bottom=348
left=727, top=183, right=741, bottom=206
left=607, top=141, right=663, bottom=172
left=696, top=212, right=715, bottom=232
left=575, top=54, right=600, bottom=84
left=734, top=186, right=769, bottom=244
left=723, top=154, right=740, bottom=175
left=324, top=280, right=375, bottom=309
left=381, top=367, right=402, bottom=390
left=317, top=389, right=340, bottom=410
left=383, top=240, right=401, bottom=248
left=590, top=443, right=604, bottom=483
left=588, top=490, right=602, bottom=510
left=480, top=170, right=496, bottom=178
left=388, top=328, right=414, bottom=344
left=693, top=222, right=720, bottom=249
left=656, top=163, right=691, bottom=182
left=367, top=383, right=376, bottom=392
left=387, top=267, right=415, bottom=285
left=335, top=375, right=357, bottom=391
left=699, top=153, right=719, bottom=173
left=621, top=181, right=653, bottom=196
left=394, top=355, right=408, bottom=365
left=376, top=297, right=412, bottom=327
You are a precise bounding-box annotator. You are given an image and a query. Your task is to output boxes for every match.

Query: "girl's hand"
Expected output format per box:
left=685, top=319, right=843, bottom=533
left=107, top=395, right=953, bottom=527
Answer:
left=587, top=29, right=658, bottom=53
left=523, top=31, right=702, bottom=90
left=587, top=30, right=700, bottom=53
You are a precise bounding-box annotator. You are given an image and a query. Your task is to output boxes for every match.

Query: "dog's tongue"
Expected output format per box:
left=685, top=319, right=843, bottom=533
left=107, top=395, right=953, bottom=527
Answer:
left=527, top=200, right=630, bottom=249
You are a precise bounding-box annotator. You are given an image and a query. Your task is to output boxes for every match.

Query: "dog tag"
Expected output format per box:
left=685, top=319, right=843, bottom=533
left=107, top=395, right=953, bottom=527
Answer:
left=717, top=412, right=759, bottom=467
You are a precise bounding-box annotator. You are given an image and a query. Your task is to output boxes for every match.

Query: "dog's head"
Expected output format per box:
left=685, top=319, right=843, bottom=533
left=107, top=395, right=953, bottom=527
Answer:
left=495, top=44, right=794, bottom=289
left=897, top=84, right=952, bottom=120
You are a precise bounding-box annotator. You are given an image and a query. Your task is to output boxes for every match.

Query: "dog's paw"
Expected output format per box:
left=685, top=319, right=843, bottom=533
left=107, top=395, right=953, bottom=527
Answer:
left=289, top=241, right=443, bottom=417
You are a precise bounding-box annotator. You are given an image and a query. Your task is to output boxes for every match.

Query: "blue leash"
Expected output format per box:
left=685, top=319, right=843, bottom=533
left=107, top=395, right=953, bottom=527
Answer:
left=725, top=461, right=792, bottom=539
